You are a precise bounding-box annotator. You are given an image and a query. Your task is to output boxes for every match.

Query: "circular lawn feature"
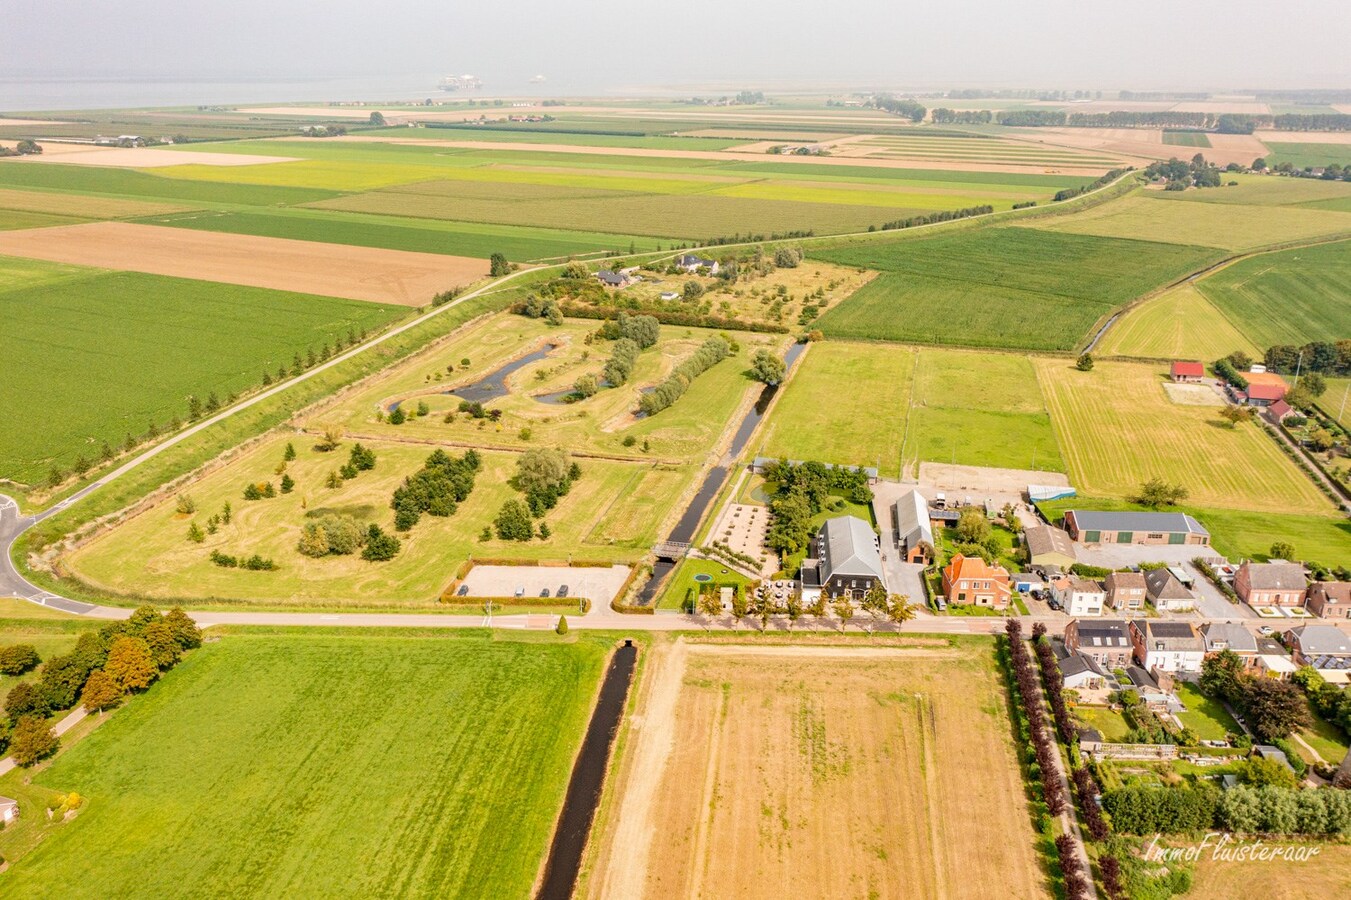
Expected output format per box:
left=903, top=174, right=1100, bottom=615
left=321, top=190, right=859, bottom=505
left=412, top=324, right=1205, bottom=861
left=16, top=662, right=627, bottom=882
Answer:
left=693, top=573, right=713, bottom=583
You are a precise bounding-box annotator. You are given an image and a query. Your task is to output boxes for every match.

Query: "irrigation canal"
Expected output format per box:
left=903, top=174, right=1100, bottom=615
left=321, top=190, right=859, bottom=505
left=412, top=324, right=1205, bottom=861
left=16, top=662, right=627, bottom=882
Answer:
left=536, top=640, right=639, bottom=900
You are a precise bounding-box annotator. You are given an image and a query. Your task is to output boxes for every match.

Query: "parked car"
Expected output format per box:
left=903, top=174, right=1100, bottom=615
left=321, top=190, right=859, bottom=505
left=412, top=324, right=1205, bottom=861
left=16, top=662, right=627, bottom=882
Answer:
left=1258, top=625, right=1274, bottom=636
left=514, top=586, right=525, bottom=598
left=540, top=588, right=551, bottom=598
left=456, top=584, right=469, bottom=597
left=934, top=597, right=947, bottom=611
left=1047, top=598, right=1063, bottom=612
left=558, top=585, right=569, bottom=598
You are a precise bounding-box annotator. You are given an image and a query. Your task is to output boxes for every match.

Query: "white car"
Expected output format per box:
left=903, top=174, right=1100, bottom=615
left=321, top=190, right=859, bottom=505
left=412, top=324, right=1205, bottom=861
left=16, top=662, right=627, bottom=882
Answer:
left=1258, top=625, right=1274, bottom=636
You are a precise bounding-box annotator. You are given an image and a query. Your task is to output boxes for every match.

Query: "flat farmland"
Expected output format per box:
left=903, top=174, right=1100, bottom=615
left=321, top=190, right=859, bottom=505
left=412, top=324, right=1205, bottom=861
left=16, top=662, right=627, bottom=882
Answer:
left=1030, top=192, right=1351, bottom=250
left=1319, top=378, right=1351, bottom=429
left=1161, top=131, right=1212, bottom=147
left=0, top=160, right=339, bottom=206
left=906, top=348, right=1064, bottom=475
left=1265, top=142, right=1351, bottom=169
left=1186, top=843, right=1351, bottom=899
left=0, top=187, right=192, bottom=219
left=1034, top=359, right=1333, bottom=513
left=583, top=640, right=1048, bottom=900
left=1195, top=239, right=1351, bottom=346
left=311, top=314, right=785, bottom=465
left=0, top=259, right=402, bottom=485
left=67, top=436, right=667, bottom=605
left=139, top=208, right=652, bottom=262
left=0, top=222, right=487, bottom=305
left=1149, top=173, right=1351, bottom=206
left=309, top=185, right=913, bottom=240
left=1097, top=283, right=1261, bottom=360
left=757, top=342, right=916, bottom=477
left=0, top=209, right=86, bottom=230
left=0, top=630, right=608, bottom=899
left=813, top=228, right=1219, bottom=351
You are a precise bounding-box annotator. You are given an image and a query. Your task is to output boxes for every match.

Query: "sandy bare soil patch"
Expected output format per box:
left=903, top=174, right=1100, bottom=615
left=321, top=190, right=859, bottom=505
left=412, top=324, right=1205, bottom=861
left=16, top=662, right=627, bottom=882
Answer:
left=302, top=136, right=1111, bottom=175
left=1206, top=133, right=1271, bottom=164
left=584, top=639, right=1047, bottom=900
left=917, top=462, right=1070, bottom=495
left=0, top=222, right=485, bottom=304
left=0, top=142, right=298, bottom=168
left=1162, top=382, right=1227, bottom=407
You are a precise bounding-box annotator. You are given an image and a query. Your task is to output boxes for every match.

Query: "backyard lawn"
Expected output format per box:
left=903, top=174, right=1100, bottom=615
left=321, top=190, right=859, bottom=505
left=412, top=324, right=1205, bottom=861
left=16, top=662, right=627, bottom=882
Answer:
left=1174, top=681, right=1242, bottom=741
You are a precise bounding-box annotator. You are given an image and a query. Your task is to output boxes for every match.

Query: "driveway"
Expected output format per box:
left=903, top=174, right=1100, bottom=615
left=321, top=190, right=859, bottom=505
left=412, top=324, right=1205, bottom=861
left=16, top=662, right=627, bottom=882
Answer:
left=1072, top=543, right=1250, bottom=620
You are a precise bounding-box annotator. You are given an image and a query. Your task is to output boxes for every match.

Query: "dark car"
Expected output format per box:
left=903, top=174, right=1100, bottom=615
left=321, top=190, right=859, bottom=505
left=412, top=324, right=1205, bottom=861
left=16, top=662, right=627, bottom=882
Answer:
left=1047, top=597, right=1063, bottom=612
left=558, top=585, right=569, bottom=598
left=540, top=587, right=551, bottom=598
left=456, top=584, right=469, bottom=597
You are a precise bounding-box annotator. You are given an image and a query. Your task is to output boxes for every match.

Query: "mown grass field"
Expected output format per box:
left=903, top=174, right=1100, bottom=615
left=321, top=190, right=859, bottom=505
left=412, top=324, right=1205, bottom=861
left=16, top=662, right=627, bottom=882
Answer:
left=0, top=186, right=191, bottom=219
left=1032, top=192, right=1351, bottom=251
left=1195, top=239, right=1351, bottom=346
left=1161, top=131, right=1212, bottom=148
left=1034, top=359, right=1334, bottom=514
left=0, top=258, right=404, bottom=486
left=0, top=629, right=609, bottom=899
left=812, top=227, right=1219, bottom=351
left=1038, top=497, right=1351, bottom=564
left=758, top=342, right=1062, bottom=477
left=0, top=616, right=86, bottom=699
left=0, top=161, right=339, bottom=206
left=757, top=342, right=916, bottom=477
left=67, top=436, right=669, bottom=605
left=1187, top=842, right=1351, bottom=899
left=1097, top=283, right=1261, bottom=361
left=1150, top=173, right=1351, bottom=206
left=906, top=347, right=1063, bottom=474
left=1264, top=142, right=1351, bottom=169
left=1318, top=378, right=1351, bottom=429
left=138, top=207, right=653, bottom=261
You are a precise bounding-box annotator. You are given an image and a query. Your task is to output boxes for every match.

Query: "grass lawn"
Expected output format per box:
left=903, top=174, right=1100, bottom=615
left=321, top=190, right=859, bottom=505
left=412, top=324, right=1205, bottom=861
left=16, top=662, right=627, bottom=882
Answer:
left=1174, top=681, right=1241, bottom=741
left=1318, top=377, right=1351, bottom=430
left=813, top=226, right=1220, bottom=351
left=1096, top=283, right=1261, bottom=361
left=1034, top=358, right=1334, bottom=514
left=657, top=557, right=752, bottom=610
left=1264, top=142, right=1351, bottom=170
left=67, top=436, right=659, bottom=606
left=1035, top=192, right=1351, bottom=251
left=0, top=258, right=405, bottom=486
left=0, top=629, right=611, bottom=899
left=1188, top=841, right=1351, bottom=898
left=1300, top=708, right=1351, bottom=764
left=0, top=617, right=89, bottom=698
left=1195, top=239, right=1351, bottom=347
left=1038, top=497, right=1351, bottom=564
left=1076, top=707, right=1131, bottom=742
left=757, top=341, right=916, bottom=477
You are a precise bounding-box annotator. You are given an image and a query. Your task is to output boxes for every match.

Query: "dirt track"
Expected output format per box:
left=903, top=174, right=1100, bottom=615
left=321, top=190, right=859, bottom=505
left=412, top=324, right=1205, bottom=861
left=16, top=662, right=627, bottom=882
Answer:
left=0, top=222, right=485, bottom=304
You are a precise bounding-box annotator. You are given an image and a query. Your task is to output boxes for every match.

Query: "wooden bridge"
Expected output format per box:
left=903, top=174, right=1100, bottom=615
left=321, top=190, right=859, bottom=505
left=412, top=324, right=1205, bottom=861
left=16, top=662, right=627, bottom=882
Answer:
left=652, top=541, right=691, bottom=561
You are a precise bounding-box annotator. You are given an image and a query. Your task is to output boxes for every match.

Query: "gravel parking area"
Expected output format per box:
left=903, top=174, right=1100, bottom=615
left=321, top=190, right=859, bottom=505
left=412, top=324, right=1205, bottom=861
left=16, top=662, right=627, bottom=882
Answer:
left=458, top=564, right=631, bottom=605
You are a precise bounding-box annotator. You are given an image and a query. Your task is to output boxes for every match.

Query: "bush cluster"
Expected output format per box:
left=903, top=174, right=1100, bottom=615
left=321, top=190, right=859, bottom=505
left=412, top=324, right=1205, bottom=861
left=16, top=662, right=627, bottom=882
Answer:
left=876, top=204, right=993, bottom=232
left=391, top=449, right=481, bottom=532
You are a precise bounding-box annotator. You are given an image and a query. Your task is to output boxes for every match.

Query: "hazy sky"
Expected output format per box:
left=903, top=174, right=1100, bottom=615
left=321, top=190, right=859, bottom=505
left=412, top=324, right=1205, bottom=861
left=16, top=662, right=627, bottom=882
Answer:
left=3, top=0, right=1347, bottom=97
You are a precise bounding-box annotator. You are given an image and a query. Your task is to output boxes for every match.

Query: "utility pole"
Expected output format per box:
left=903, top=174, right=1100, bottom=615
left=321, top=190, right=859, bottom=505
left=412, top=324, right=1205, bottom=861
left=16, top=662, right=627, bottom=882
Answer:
left=1340, top=381, right=1350, bottom=423
left=1293, top=350, right=1304, bottom=389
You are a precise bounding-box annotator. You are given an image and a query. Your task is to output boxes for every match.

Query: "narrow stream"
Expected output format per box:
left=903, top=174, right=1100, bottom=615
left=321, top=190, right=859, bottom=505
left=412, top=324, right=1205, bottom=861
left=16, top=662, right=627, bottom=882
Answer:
left=536, top=640, right=639, bottom=900
left=388, top=344, right=556, bottom=411
left=635, top=342, right=806, bottom=604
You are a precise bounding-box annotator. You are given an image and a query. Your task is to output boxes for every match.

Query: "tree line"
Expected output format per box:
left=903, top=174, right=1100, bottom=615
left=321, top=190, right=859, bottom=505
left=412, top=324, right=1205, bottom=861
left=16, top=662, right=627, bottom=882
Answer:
left=762, top=460, right=874, bottom=561
left=639, top=336, right=730, bottom=416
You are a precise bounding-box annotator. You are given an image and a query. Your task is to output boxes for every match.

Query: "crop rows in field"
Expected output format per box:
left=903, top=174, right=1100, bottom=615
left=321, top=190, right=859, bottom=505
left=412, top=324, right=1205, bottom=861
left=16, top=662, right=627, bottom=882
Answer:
left=811, top=227, right=1220, bottom=351
left=1037, top=193, right=1351, bottom=250
left=0, top=187, right=192, bottom=219
left=1161, top=131, right=1213, bottom=148
left=0, top=161, right=339, bottom=205
left=1, top=632, right=607, bottom=898
left=0, top=260, right=403, bottom=485
left=1196, top=238, right=1351, bottom=346
left=1035, top=358, right=1332, bottom=513
left=1096, top=283, right=1260, bottom=361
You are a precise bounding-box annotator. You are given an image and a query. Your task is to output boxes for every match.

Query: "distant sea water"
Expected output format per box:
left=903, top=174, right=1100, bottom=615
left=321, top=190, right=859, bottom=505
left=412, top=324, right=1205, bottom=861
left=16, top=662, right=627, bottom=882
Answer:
left=0, top=74, right=582, bottom=113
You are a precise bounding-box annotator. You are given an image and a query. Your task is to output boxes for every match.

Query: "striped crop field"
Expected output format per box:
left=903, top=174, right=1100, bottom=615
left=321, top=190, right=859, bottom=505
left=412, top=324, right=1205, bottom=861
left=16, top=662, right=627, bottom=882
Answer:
left=1096, top=283, right=1261, bottom=361
left=1162, top=131, right=1213, bottom=148
left=811, top=227, right=1220, bottom=351
left=1195, top=239, right=1351, bottom=346
left=1035, top=358, right=1333, bottom=513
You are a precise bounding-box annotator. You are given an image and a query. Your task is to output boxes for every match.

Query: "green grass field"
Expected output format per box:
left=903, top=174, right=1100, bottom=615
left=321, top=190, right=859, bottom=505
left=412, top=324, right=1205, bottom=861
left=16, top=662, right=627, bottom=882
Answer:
left=1162, top=131, right=1212, bottom=148
left=139, top=208, right=655, bottom=261
left=1318, top=378, right=1351, bottom=429
left=0, top=161, right=339, bottom=206
left=1264, top=143, right=1351, bottom=170
left=1034, top=358, right=1333, bottom=514
left=811, top=227, right=1219, bottom=351
left=1149, top=173, right=1351, bottom=207
left=1097, top=283, right=1261, bottom=361
left=1195, top=239, right=1351, bottom=347
left=0, top=258, right=404, bottom=485
left=0, top=617, right=87, bottom=699
left=0, top=629, right=609, bottom=899
left=1034, top=192, right=1351, bottom=251
left=1039, top=496, right=1351, bottom=565
left=758, top=342, right=1062, bottom=477
left=757, top=342, right=915, bottom=477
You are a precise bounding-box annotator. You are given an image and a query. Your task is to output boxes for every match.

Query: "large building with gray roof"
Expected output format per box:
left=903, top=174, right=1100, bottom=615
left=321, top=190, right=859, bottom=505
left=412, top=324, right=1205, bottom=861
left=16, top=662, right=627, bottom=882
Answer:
left=1063, top=510, right=1210, bottom=546
left=801, top=515, right=885, bottom=601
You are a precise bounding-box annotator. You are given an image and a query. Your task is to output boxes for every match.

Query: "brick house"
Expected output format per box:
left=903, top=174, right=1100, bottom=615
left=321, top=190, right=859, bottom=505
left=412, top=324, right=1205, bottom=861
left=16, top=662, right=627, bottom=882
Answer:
left=941, top=554, right=1011, bottom=610
left=1235, top=561, right=1307, bottom=608
left=1307, top=582, right=1351, bottom=619
left=1063, top=619, right=1133, bottom=669
left=1051, top=575, right=1106, bottom=617
left=1063, top=510, right=1210, bottom=546
left=1170, top=361, right=1205, bottom=383
left=1105, top=572, right=1147, bottom=611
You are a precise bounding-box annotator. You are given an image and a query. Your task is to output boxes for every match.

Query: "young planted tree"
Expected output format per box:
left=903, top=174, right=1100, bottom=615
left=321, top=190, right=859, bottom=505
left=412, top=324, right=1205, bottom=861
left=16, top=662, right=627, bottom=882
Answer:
left=832, top=596, right=854, bottom=632
left=697, top=590, right=723, bottom=629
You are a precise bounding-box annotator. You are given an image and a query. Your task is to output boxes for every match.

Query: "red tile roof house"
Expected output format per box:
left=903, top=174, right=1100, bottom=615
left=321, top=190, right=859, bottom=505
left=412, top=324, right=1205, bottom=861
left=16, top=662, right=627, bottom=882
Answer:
left=1308, top=582, right=1351, bottom=619
left=1234, top=561, right=1307, bottom=608
left=1266, top=399, right=1294, bottom=423
left=941, top=554, right=1011, bottom=610
left=1241, top=382, right=1288, bottom=407
left=1170, top=361, right=1205, bottom=383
